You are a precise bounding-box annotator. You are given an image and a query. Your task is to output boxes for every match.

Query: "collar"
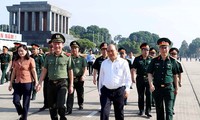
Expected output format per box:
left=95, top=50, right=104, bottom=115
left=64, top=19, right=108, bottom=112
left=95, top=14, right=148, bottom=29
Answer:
left=54, top=51, right=65, bottom=57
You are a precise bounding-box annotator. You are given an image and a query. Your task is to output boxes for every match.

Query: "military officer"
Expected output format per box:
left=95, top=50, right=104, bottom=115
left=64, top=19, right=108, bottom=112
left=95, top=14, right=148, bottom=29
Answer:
left=169, top=47, right=183, bottom=115
left=147, top=38, right=179, bottom=120
left=30, top=44, right=44, bottom=100
left=0, top=46, right=11, bottom=84
left=131, top=43, right=152, bottom=117
left=36, top=33, right=74, bottom=120
left=66, top=41, right=87, bottom=115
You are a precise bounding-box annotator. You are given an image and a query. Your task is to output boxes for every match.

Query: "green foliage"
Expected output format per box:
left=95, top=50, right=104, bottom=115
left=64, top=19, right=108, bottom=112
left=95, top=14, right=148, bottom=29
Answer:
left=77, top=39, right=96, bottom=53
left=179, top=40, right=189, bottom=57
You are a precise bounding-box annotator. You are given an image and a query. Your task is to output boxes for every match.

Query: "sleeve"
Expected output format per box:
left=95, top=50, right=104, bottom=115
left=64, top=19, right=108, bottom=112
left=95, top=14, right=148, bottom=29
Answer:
left=147, top=59, right=154, bottom=74
left=178, top=62, right=183, bottom=73
left=43, top=56, right=48, bottom=69
left=172, top=60, right=179, bottom=75
left=40, top=55, right=44, bottom=67
left=98, top=61, right=104, bottom=94
left=67, top=56, right=73, bottom=70
left=30, top=58, right=36, bottom=69
left=83, top=58, right=87, bottom=67
left=123, top=60, right=132, bottom=92
left=9, top=54, right=12, bottom=62
left=92, top=58, right=98, bottom=69
left=132, top=57, right=138, bottom=69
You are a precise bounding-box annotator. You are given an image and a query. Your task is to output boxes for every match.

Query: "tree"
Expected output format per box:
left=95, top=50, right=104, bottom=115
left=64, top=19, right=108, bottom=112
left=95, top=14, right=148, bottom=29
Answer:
left=70, top=25, right=86, bottom=38
left=179, top=40, right=189, bottom=57
left=77, top=38, right=96, bottom=53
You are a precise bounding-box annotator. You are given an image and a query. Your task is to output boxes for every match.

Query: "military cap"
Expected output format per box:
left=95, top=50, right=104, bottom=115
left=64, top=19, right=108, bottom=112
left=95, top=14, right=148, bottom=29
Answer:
left=140, top=43, right=149, bottom=49
left=169, top=47, right=179, bottom=54
left=157, top=38, right=171, bottom=46
left=13, top=42, right=21, bottom=47
left=70, top=41, right=80, bottom=48
left=3, top=46, right=8, bottom=50
left=100, top=42, right=108, bottom=49
left=51, top=33, right=65, bottom=43
left=31, top=43, right=40, bottom=49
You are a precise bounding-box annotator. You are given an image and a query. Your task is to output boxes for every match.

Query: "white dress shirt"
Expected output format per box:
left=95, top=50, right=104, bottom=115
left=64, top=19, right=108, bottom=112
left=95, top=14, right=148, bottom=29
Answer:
left=98, top=56, right=132, bottom=94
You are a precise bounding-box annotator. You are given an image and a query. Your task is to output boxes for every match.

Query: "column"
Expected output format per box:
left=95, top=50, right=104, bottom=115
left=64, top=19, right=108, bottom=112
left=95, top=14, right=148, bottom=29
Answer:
left=57, top=14, right=60, bottom=32
left=66, top=17, right=69, bottom=34
left=60, top=15, right=63, bottom=33
left=9, top=12, right=13, bottom=26
left=32, top=12, right=35, bottom=31
left=24, top=12, right=28, bottom=31
left=39, top=11, right=43, bottom=31
left=63, top=16, right=66, bottom=34
left=54, top=12, right=56, bottom=32
left=47, top=11, right=52, bottom=31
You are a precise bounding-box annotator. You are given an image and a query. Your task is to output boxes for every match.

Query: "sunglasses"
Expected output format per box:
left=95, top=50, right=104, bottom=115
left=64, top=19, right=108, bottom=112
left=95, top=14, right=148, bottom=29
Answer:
left=142, top=48, right=149, bottom=51
left=101, top=48, right=107, bottom=51
left=170, top=52, right=177, bottom=55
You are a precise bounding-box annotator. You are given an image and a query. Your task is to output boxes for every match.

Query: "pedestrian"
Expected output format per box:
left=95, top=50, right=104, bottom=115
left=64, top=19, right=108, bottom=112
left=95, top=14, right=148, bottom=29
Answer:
left=30, top=44, right=44, bottom=100
left=36, top=33, right=74, bottom=120
left=66, top=41, right=87, bottom=115
left=39, top=40, right=54, bottom=111
left=86, top=49, right=95, bottom=76
left=131, top=43, right=152, bottom=117
left=93, top=42, right=108, bottom=88
left=149, top=47, right=157, bottom=107
left=169, top=47, right=183, bottom=115
left=8, top=44, right=38, bottom=120
left=98, top=44, right=132, bottom=120
left=118, top=47, right=132, bottom=105
left=92, top=42, right=108, bottom=112
left=127, top=51, right=135, bottom=64
left=0, top=46, right=11, bottom=84
left=147, top=38, right=179, bottom=120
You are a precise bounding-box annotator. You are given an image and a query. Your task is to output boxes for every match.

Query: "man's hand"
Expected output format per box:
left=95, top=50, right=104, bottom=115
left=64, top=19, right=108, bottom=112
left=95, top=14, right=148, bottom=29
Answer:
left=150, top=85, right=155, bottom=92
left=68, top=86, right=74, bottom=94
left=124, top=91, right=129, bottom=98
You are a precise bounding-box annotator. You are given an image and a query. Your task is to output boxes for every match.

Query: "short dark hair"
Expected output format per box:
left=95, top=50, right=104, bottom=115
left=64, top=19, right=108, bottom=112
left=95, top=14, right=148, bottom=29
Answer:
left=169, top=47, right=179, bottom=54
left=99, top=42, right=108, bottom=49
left=140, top=43, right=149, bottom=49
left=150, top=47, right=157, bottom=52
left=15, top=45, right=30, bottom=61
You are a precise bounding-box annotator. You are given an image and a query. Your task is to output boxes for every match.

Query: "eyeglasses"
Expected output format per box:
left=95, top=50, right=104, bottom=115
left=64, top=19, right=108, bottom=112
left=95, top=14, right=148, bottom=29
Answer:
left=101, top=48, right=107, bottom=51
left=142, top=48, right=149, bottom=51
left=150, top=52, right=156, bottom=55
left=120, top=52, right=125, bottom=55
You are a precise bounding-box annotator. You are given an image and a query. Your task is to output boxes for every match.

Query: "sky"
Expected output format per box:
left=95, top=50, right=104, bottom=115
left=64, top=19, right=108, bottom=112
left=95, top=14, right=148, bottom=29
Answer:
left=1, top=0, right=200, bottom=48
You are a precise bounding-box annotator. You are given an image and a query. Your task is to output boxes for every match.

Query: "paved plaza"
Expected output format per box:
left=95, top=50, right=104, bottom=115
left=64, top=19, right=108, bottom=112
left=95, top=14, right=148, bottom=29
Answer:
left=0, top=58, right=200, bottom=120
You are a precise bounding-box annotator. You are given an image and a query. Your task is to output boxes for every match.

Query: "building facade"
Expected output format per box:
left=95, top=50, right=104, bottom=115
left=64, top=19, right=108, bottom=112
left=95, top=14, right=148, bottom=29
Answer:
left=7, top=1, right=72, bottom=47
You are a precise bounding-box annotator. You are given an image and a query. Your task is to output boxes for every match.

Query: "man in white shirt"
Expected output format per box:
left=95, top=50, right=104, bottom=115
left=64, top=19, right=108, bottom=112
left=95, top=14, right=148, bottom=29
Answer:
left=98, top=44, right=132, bottom=120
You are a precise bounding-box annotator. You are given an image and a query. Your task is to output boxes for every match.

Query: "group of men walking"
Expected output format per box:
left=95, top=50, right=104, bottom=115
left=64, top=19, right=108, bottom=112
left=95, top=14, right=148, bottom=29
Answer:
left=0, top=33, right=183, bottom=120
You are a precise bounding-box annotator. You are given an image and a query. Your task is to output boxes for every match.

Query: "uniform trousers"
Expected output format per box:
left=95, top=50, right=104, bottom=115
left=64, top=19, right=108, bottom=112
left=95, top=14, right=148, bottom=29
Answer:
left=66, top=78, right=84, bottom=112
left=153, top=84, right=174, bottom=120
left=48, top=79, right=68, bottom=120
left=100, top=86, right=125, bottom=120
left=43, top=75, right=49, bottom=108
left=1, top=64, right=8, bottom=84
left=13, top=82, right=32, bottom=120
left=136, top=76, right=151, bottom=113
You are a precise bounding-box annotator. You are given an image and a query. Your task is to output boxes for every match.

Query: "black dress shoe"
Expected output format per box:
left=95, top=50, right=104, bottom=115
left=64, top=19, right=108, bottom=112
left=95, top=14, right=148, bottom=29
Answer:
left=79, top=105, right=83, bottom=110
left=145, top=112, right=152, bottom=117
left=138, top=110, right=144, bottom=116
left=39, top=106, right=48, bottom=111
left=65, top=111, right=72, bottom=115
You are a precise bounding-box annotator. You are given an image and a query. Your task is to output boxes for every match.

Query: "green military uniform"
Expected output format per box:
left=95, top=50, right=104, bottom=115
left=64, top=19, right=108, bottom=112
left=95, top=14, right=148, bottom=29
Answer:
left=132, top=55, right=152, bottom=115
left=0, top=52, right=11, bottom=84
left=30, top=54, right=44, bottom=100
left=44, top=51, right=72, bottom=119
left=147, top=55, right=179, bottom=120
left=66, top=55, right=87, bottom=113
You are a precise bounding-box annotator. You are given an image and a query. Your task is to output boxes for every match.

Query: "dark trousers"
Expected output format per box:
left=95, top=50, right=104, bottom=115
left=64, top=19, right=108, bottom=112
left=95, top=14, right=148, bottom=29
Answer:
left=1, top=64, right=8, bottom=84
left=43, top=75, right=49, bottom=108
left=87, top=62, right=93, bottom=75
left=100, top=86, right=125, bottom=120
left=136, top=77, right=151, bottom=113
left=13, top=82, right=32, bottom=120
left=48, top=79, right=68, bottom=120
left=66, top=79, right=84, bottom=112
left=153, top=84, right=174, bottom=120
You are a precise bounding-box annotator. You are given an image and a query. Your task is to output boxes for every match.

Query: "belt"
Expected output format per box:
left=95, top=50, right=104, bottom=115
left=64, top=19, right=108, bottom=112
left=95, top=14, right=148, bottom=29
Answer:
left=155, top=83, right=172, bottom=88
left=103, top=86, right=125, bottom=92
left=49, top=79, right=66, bottom=84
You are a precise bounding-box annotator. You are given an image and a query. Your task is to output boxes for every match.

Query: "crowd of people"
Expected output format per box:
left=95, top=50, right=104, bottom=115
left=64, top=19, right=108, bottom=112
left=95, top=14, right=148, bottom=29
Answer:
left=0, top=34, right=183, bottom=120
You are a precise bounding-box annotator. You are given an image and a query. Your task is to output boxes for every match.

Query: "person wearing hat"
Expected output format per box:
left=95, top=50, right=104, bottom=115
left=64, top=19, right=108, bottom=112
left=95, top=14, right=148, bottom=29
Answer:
left=0, top=46, right=11, bottom=84
left=131, top=43, right=152, bottom=117
left=66, top=41, right=87, bottom=115
left=30, top=44, right=44, bottom=100
left=147, top=38, right=179, bottom=120
left=36, top=33, right=74, bottom=120
left=169, top=47, right=183, bottom=115
left=92, top=42, right=108, bottom=112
